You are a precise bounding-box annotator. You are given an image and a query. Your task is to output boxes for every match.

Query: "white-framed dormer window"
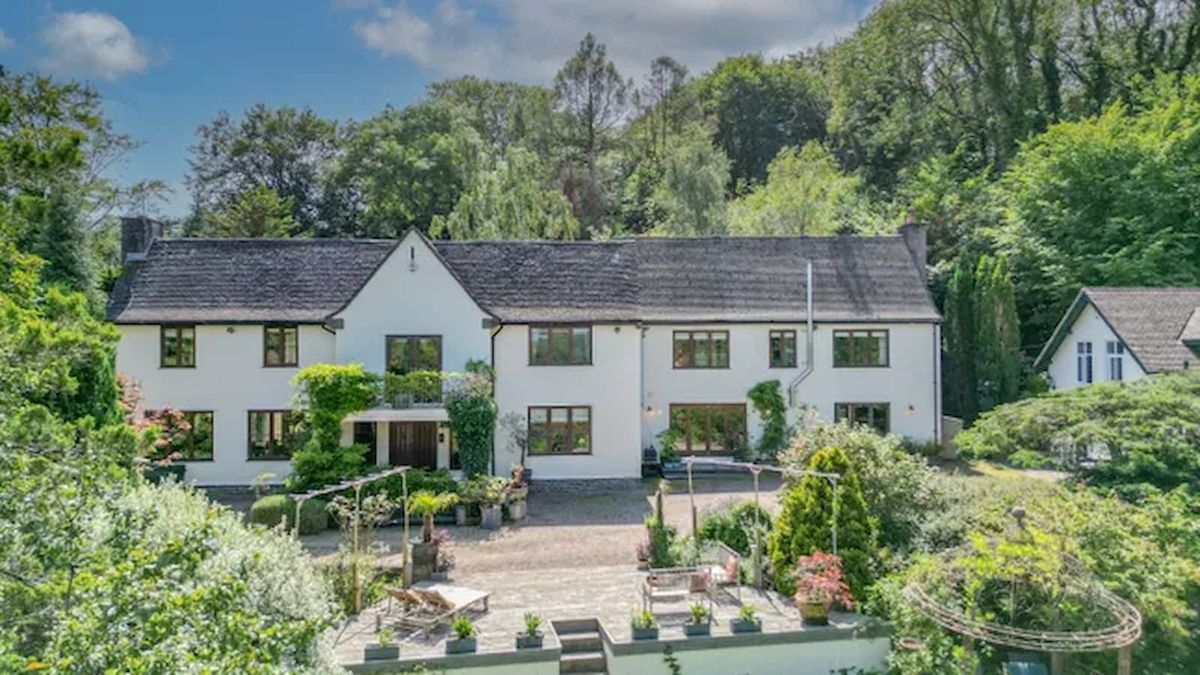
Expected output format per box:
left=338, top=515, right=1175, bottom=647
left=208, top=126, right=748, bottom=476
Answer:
left=1076, top=341, right=1093, bottom=384
left=1106, top=341, right=1124, bottom=381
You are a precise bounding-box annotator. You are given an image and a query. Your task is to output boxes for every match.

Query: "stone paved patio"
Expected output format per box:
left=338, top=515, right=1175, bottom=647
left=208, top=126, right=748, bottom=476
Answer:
left=330, top=562, right=871, bottom=665
left=319, top=475, right=807, bottom=666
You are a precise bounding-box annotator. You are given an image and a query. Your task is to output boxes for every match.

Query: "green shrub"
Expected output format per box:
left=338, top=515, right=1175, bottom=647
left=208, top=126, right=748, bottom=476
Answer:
left=697, top=500, right=772, bottom=556
left=248, top=495, right=330, bottom=535
left=769, top=446, right=876, bottom=596
left=645, top=514, right=679, bottom=568
left=366, top=467, right=458, bottom=500
left=747, top=379, right=789, bottom=461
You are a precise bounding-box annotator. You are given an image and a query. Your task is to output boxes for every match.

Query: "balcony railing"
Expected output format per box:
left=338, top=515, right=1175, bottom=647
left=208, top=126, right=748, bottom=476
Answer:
left=380, top=371, right=444, bottom=409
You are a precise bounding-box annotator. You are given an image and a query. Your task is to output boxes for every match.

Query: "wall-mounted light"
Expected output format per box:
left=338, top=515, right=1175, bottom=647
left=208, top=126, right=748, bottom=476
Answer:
left=906, top=404, right=915, bottom=417
left=408, top=246, right=418, bottom=272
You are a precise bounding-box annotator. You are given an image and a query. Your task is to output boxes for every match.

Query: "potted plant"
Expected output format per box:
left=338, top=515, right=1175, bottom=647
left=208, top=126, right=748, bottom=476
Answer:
left=507, top=465, right=529, bottom=521
left=684, top=602, right=711, bottom=637
left=446, top=615, right=477, bottom=654
left=431, top=529, right=454, bottom=581
left=461, top=475, right=509, bottom=530
left=630, top=609, right=658, bottom=640
left=516, top=612, right=544, bottom=649
left=500, top=412, right=533, bottom=483
left=730, top=604, right=762, bottom=633
left=656, top=428, right=683, bottom=470
left=793, top=552, right=854, bottom=627
left=408, top=491, right=458, bottom=580
left=364, top=627, right=400, bottom=661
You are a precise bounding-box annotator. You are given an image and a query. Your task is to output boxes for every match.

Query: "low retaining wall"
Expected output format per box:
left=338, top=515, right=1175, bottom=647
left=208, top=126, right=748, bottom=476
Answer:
left=345, top=644, right=560, bottom=675
left=602, top=620, right=892, bottom=675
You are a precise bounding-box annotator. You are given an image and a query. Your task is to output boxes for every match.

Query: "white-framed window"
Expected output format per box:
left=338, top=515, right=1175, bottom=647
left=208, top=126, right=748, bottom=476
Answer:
left=1076, top=341, right=1093, bottom=384
left=1106, top=341, right=1124, bottom=381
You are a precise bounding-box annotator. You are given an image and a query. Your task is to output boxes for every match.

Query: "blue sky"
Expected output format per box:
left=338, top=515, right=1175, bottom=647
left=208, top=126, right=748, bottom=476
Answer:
left=0, top=1, right=873, bottom=216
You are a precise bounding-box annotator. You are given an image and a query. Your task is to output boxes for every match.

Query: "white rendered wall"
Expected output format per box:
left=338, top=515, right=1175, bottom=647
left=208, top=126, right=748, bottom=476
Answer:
left=605, top=635, right=890, bottom=675
left=115, top=323, right=335, bottom=485
left=493, top=324, right=643, bottom=479
left=1045, top=304, right=1144, bottom=390
left=641, top=322, right=940, bottom=453
left=332, top=230, right=492, bottom=375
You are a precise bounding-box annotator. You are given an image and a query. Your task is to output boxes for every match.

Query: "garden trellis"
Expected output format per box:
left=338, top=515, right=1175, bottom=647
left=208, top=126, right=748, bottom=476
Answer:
left=682, top=456, right=840, bottom=589
left=902, top=508, right=1142, bottom=675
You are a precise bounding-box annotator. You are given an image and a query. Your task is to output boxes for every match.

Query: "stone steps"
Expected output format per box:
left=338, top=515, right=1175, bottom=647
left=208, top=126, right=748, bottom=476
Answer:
left=553, top=619, right=607, bottom=675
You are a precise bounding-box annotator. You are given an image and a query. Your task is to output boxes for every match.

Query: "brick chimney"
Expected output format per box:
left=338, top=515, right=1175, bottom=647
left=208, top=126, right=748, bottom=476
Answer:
left=120, top=216, right=162, bottom=263
left=899, top=216, right=927, bottom=282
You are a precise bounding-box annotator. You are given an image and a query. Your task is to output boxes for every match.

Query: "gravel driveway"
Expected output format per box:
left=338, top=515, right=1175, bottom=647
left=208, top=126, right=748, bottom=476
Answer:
left=297, top=474, right=782, bottom=573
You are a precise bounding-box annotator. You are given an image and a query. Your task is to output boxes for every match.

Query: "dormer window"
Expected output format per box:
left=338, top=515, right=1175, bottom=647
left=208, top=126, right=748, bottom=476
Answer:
left=263, top=325, right=299, bottom=367
left=160, top=325, right=195, bottom=368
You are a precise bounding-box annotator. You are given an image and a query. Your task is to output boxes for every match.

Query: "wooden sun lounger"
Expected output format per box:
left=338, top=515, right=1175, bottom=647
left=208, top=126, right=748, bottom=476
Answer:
left=386, top=582, right=490, bottom=635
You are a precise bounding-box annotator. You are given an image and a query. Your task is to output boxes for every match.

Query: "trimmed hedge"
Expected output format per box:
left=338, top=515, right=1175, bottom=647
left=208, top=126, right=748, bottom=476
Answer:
left=248, top=495, right=330, bottom=535
left=365, top=468, right=458, bottom=501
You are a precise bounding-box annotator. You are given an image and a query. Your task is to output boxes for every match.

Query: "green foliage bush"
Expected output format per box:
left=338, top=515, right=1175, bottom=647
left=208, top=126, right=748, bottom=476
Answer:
left=769, top=446, right=876, bottom=596
left=870, top=474, right=1200, bottom=674
left=957, top=372, right=1200, bottom=493
left=288, top=364, right=380, bottom=489
left=697, top=500, right=772, bottom=556
left=746, top=380, right=788, bottom=461
left=782, top=419, right=937, bottom=552
left=446, top=390, right=497, bottom=479
left=366, top=467, right=459, bottom=501
left=248, top=495, right=330, bottom=535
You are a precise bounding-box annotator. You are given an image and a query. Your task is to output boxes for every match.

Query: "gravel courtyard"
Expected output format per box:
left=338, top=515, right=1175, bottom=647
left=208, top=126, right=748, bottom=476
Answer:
left=298, top=474, right=783, bottom=572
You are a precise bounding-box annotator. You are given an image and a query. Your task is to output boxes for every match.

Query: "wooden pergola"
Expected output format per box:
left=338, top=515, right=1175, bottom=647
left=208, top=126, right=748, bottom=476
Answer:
left=291, top=465, right=412, bottom=611
left=681, top=456, right=840, bottom=589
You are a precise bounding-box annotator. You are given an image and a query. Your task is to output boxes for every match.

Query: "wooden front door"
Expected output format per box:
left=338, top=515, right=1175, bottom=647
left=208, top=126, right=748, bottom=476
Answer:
left=388, top=422, right=438, bottom=469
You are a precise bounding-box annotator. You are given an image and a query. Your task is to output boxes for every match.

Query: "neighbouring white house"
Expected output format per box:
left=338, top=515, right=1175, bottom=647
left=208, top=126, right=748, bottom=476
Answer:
left=1034, top=287, right=1200, bottom=391
left=108, top=216, right=942, bottom=486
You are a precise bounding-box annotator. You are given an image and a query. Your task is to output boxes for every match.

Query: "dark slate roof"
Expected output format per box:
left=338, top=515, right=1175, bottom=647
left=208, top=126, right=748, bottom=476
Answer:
left=107, top=238, right=397, bottom=323
left=1035, top=287, right=1200, bottom=373
left=108, top=234, right=939, bottom=324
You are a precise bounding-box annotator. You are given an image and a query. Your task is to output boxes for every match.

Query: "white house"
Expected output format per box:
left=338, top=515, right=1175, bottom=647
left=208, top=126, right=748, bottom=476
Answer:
left=1034, top=287, right=1200, bottom=391
left=108, top=217, right=942, bottom=486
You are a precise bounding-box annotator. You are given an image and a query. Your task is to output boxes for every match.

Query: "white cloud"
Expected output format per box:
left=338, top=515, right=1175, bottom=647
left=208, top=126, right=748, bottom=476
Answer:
left=0, top=29, right=14, bottom=51
left=347, top=0, right=868, bottom=82
left=40, top=12, right=152, bottom=81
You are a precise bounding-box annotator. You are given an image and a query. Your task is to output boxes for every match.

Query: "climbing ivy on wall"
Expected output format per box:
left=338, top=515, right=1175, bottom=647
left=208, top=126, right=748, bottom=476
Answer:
left=445, top=370, right=497, bottom=478
left=289, top=364, right=380, bottom=490
left=747, top=379, right=788, bottom=461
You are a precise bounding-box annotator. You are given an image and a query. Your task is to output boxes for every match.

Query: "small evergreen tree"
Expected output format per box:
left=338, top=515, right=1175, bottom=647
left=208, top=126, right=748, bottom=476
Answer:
left=944, top=253, right=1022, bottom=421
left=943, top=260, right=977, bottom=421
left=768, top=446, right=875, bottom=596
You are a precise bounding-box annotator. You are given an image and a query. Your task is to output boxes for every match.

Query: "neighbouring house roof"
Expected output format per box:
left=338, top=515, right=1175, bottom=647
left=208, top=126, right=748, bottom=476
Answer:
left=107, top=233, right=939, bottom=324
left=1034, top=287, right=1200, bottom=373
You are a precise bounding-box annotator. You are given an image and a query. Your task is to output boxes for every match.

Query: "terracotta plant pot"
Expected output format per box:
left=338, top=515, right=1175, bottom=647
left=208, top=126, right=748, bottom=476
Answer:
left=798, top=599, right=830, bottom=626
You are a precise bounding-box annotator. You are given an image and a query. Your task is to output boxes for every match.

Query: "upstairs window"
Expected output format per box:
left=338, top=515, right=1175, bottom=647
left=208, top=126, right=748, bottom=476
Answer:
left=386, top=336, right=442, bottom=375
left=1076, top=341, right=1093, bottom=383
left=673, top=330, right=730, bottom=369
left=528, top=406, right=591, bottom=455
left=1106, top=341, right=1124, bottom=381
left=160, top=325, right=196, bottom=368
left=769, top=330, right=798, bottom=368
left=529, top=326, right=591, bottom=365
left=263, top=325, right=299, bottom=367
left=833, top=330, right=888, bottom=367
left=835, top=402, right=890, bottom=434
left=248, top=410, right=300, bottom=460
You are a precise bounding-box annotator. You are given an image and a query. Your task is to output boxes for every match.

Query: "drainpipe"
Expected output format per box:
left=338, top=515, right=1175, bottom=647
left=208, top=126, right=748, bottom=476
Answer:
left=788, top=260, right=815, bottom=407
left=488, top=320, right=502, bottom=476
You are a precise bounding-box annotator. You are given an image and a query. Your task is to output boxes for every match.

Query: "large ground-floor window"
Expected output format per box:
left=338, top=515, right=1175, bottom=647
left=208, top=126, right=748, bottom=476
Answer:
left=669, top=403, right=746, bottom=454
left=248, top=410, right=301, bottom=460
left=528, top=406, right=591, bottom=455
left=834, top=402, right=890, bottom=434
